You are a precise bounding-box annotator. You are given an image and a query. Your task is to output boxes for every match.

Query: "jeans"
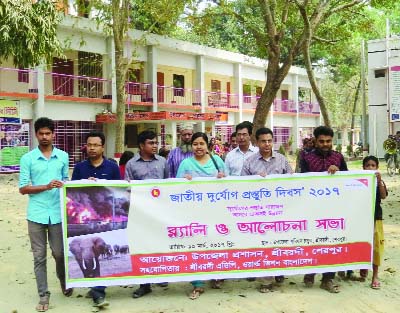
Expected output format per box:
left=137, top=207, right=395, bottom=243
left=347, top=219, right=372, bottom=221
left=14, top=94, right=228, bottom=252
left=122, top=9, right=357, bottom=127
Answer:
left=91, top=286, right=106, bottom=300
left=28, top=221, right=66, bottom=296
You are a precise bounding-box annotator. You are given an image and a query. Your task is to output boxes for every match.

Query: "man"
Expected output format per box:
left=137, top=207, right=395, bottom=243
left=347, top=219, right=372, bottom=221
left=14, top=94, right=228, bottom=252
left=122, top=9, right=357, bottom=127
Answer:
left=241, top=127, right=293, bottom=293
left=125, top=130, right=169, bottom=298
left=230, top=131, right=238, bottom=150
left=167, top=123, right=194, bottom=178
left=225, top=121, right=258, bottom=176
left=71, top=131, right=121, bottom=308
left=19, top=117, right=72, bottom=312
left=300, top=125, right=348, bottom=294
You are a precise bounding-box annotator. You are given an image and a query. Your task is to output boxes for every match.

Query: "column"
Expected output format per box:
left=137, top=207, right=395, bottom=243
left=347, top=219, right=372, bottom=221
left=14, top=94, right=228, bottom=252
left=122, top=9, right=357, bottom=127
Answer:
left=292, top=74, right=299, bottom=149
left=110, top=39, right=117, bottom=113
left=234, top=63, right=243, bottom=122
left=147, top=45, right=158, bottom=112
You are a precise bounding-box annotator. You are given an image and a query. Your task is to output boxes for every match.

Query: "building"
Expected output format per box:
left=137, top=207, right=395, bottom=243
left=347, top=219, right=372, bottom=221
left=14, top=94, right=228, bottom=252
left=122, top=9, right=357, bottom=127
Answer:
left=0, top=3, right=321, bottom=168
left=368, top=35, right=400, bottom=158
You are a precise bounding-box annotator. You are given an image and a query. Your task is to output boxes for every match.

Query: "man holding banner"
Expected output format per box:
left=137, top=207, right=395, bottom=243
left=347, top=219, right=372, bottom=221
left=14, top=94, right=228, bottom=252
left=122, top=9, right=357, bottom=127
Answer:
left=19, top=117, right=72, bottom=312
left=125, top=130, right=169, bottom=298
left=300, top=125, right=348, bottom=293
left=71, top=131, right=120, bottom=308
left=241, top=127, right=293, bottom=293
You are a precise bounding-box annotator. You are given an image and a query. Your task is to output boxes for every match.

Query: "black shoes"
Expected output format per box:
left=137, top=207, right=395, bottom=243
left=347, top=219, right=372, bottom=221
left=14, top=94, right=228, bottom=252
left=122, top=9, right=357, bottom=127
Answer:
left=132, top=285, right=152, bottom=298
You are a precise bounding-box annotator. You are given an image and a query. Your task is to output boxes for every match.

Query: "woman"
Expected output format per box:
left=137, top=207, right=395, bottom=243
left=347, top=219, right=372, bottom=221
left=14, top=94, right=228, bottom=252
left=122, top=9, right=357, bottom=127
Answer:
left=176, top=132, right=226, bottom=299
left=118, top=151, right=134, bottom=179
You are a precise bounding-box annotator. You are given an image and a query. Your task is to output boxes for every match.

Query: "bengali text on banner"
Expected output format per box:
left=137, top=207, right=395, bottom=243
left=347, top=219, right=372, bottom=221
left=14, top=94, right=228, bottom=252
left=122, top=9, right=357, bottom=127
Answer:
left=62, top=171, right=376, bottom=288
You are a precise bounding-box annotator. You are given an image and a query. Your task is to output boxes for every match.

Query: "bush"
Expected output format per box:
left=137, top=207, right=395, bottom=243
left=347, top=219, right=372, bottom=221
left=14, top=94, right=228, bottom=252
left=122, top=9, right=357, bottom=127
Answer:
left=346, top=144, right=353, bottom=157
left=278, top=145, right=287, bottom=156
left=335, top=144, right=342, bottom=153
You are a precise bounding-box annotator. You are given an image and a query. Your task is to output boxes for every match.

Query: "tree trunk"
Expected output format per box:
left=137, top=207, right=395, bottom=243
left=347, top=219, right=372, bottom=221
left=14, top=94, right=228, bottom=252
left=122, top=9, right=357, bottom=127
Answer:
left=350, top=78, right=361, bottom=146
left=112, top=0, right=129, bottom=156
left=302, top=43, right=331, bottom=127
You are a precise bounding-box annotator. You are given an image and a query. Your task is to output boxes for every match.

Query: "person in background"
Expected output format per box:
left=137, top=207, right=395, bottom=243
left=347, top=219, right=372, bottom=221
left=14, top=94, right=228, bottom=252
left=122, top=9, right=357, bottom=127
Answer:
left=230, top=132, right=238, bottom=150
left=176, top=132, right=226, bottom=299
left=225, top=121, right=258, bottom=176
left=167, top=123, right=194, bottom=178
left=295, top=137, right=314, bottom=172
left=19, top=117, right=72, bottom=312
left=158, top=147, right=170, bottom=159
left=125, top=130, right=169, bottom=298
left=71, top=131, right=121, bottom=308
left=118, top=151, right=134, bottom=179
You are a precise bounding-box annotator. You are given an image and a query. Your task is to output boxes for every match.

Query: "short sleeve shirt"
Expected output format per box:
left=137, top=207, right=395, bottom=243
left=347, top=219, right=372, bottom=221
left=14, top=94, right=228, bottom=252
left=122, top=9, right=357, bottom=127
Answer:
left=19, top=146, right=69, bottom=224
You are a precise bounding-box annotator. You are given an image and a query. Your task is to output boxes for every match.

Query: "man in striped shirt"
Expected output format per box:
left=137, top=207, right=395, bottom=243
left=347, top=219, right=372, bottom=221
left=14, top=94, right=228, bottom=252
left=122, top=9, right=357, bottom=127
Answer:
left=225, top=121, right=258, bottom=176
left=167, top=123, right=194, bottom=178
left=241, top=127, right=293, bottom=293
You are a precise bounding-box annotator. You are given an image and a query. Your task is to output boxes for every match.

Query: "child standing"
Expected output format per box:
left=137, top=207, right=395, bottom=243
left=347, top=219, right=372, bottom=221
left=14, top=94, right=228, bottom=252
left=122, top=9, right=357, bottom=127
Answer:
left=363, top=155, right=388, bottom=289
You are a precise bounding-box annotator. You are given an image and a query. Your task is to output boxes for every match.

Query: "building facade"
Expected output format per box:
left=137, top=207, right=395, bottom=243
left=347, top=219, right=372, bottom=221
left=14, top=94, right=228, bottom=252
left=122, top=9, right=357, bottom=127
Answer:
left=368, top=36, right=400, bottom=158
left=0, top=4, right=321, bottom=167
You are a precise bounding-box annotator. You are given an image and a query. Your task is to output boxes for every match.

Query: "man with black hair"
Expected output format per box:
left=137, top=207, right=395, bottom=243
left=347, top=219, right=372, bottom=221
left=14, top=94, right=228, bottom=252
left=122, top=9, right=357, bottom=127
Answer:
left=241, top=127, right=292, bottom=292
left=19, top=117, right=72, bottom=312
left=300, top=125, right=347, bottom=294
left=225, top=121, right=258, bottom=176
left=71, top=131, right=121, bottom=308
left=125, top=130, right=169, bottom=298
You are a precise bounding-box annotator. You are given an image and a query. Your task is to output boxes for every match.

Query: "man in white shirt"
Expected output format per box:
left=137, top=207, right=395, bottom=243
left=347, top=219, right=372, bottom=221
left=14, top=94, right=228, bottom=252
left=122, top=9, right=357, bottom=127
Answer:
left=224, top=121, right=258, bottom=176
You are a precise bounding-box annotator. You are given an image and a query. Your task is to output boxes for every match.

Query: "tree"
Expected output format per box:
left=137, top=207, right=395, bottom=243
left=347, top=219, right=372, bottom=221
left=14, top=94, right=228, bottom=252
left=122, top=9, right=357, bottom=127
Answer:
left=91, top=0, right=188, bottom=155
left=0, top=0, right=62, bottom=68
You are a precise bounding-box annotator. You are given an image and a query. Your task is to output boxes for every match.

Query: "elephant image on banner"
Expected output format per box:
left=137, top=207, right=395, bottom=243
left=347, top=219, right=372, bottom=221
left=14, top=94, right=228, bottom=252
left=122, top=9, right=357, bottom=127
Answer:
left=69, top=236, right=106, bottom=278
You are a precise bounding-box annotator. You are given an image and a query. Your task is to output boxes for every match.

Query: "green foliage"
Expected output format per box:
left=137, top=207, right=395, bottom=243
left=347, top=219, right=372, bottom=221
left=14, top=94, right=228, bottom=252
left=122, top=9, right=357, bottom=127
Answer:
left=346, top=144, right=353, bottom=157
left=278, top=145, right=287, bottom=156
left=0, top=0, right=62, bottom=68
left=336, top=144, right=342, bottom=153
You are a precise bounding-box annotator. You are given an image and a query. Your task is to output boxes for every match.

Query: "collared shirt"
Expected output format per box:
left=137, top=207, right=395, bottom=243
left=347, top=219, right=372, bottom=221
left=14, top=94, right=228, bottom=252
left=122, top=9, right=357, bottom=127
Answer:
left=241, top=151, right=293, bottom=176
left=167, top=147, right=193, bottom=178
left=176, top=155, right=226, bottom=178
left=19, top=146, right=69, bottom=224
left=300, top=149, right=348, bottom=173
left=224, top=145, right=259, bottom=176
left=71, top=158, right=121, bottom=180
left=125, top=153, right=169, bottom=180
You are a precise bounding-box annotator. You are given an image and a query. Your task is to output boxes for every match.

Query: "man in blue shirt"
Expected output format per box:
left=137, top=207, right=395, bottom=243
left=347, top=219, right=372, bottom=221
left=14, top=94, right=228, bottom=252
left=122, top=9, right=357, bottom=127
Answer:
left=19, top=117, right=72, bottom=312
left=71, top=131, right=121, bottom=308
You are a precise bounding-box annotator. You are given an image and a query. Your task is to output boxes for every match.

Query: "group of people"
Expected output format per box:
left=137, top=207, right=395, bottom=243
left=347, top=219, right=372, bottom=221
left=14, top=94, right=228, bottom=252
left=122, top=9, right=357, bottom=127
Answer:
left=19, top=117, right=387, bottom=311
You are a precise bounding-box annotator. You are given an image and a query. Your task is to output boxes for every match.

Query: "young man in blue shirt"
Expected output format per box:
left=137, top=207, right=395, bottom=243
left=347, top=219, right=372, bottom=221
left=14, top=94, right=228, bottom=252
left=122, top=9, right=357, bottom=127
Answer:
left=19, top=117, right=72, bottom=312
left=71, top=131, right=121, bottom=308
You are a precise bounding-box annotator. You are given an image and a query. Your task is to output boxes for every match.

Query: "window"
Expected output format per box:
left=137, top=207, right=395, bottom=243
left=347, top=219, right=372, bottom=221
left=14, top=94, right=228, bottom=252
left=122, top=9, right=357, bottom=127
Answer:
left=211, top=80, right=221, bottom=92
left=256, top=86, right=263, bottom=97
left=243, top=84, right=251, bottom=103
left=375, top=69, right=386, bottom=78
left=173, top=74, right=185, bottom=97
left=18, top=68, right=29, bottom=83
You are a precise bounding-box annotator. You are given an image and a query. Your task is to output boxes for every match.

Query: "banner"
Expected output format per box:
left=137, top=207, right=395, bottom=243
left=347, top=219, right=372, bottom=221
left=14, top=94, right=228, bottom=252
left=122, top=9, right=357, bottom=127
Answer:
left=0, top=123, right=29, bottom=172
left=62, top=171, right=376, bottom=288
left=0, top=100, right=20, bottom=124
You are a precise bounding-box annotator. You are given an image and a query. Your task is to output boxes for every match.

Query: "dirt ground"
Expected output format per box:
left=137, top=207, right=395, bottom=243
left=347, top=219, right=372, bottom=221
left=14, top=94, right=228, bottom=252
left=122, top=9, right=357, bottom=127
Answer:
left=1, top=170, right=400, bottom=313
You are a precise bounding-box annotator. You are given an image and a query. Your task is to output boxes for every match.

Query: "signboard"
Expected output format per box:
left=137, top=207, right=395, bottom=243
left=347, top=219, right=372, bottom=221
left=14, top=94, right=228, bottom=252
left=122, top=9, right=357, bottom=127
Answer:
left=62, top=172, right=375, bottom=288
left=390, top=65, right=400, bottom=122
left=0, top=123, right=29, bottom=172
left=0, top=100, right=20, bottom=124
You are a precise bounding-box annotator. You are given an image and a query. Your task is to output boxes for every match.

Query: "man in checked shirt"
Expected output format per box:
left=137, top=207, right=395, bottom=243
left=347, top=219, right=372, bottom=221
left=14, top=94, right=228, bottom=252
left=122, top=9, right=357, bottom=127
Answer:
left=241, top=127, right=293, bottom=293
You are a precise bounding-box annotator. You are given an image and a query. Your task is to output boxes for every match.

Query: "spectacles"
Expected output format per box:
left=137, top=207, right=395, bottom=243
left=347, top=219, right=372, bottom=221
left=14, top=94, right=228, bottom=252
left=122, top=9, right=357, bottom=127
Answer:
left=146, top=141, right=159, bottom=146
left=87, top=144, right=103, bottom=148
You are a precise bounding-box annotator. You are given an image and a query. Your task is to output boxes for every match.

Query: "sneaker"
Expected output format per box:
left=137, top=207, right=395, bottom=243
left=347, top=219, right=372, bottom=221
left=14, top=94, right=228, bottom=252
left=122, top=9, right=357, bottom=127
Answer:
left=132, top=286, right=152, bottom=298
left=93, top=297, right=110, bottom=308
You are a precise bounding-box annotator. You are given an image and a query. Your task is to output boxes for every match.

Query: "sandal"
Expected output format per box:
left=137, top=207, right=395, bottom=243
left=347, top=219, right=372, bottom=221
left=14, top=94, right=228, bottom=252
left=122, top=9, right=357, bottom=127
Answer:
left=211, top=279, right=223, bottom=289
left=259, top=283, right=273, bottom=293
left=371, top=280, right=381, bottom=289
left=189, top=287, right=204, bottom=300
left=36, top=292, right=50, bottom=312
left=303, top=274, right=315, bottom=288
left=320, top=280, right=340, bottom=293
